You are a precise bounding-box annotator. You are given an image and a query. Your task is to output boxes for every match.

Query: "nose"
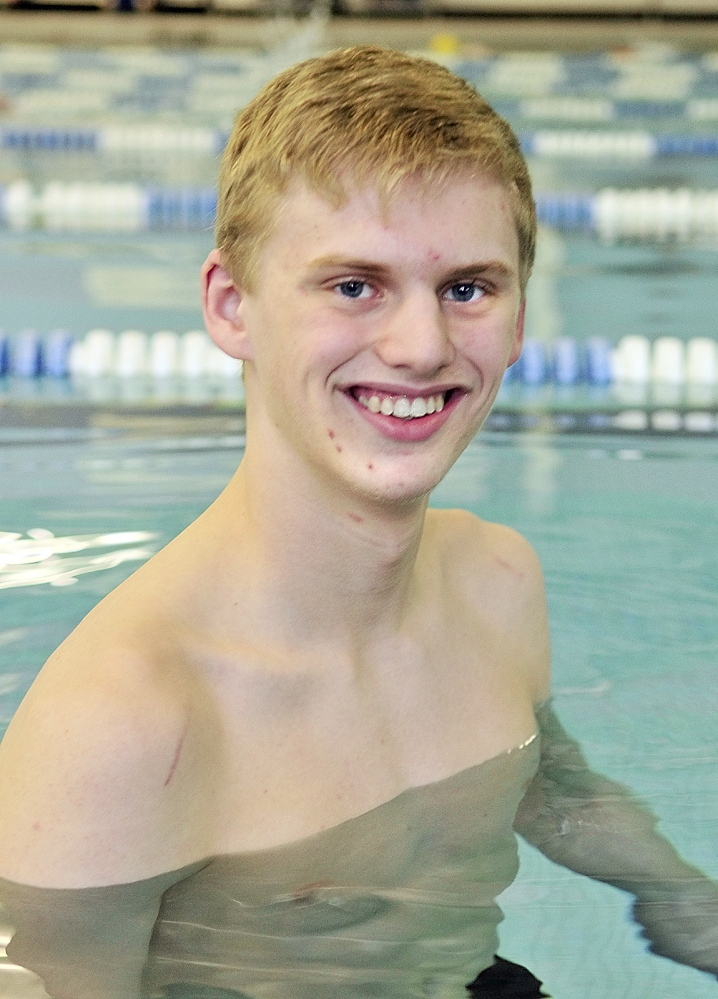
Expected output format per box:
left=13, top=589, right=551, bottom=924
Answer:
left=373, top=292, right=455, bottom=376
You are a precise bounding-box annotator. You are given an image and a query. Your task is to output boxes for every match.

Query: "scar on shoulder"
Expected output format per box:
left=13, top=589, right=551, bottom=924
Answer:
left=163, top=712, right=191, bottom=788
left=494, top=554, right=524, bottom=578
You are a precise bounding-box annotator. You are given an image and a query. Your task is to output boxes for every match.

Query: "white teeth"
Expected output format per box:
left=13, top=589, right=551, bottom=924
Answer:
left=410, top=397, right=427, bottom=418
left=393, top=397, right=412, bottom=419
left=357, top=392, right=447, bottom=419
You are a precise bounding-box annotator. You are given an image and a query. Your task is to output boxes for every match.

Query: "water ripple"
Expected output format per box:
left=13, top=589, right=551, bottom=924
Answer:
left=0, top=528, right=158, bottom=590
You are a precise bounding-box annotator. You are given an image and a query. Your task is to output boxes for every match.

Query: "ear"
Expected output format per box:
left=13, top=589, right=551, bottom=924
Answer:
left=507, top=298, right=526, bottom=367
left=201, top=249, right=254, bottom=361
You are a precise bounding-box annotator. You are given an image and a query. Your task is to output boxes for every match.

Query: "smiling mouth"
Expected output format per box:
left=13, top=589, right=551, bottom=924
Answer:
left=353, top=389, right=453, bottom=420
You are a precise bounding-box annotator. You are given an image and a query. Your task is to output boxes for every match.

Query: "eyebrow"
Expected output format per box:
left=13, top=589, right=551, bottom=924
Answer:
left=306, top=256, right=517, bottom=282
left=307, top=256, right=391, bottom=278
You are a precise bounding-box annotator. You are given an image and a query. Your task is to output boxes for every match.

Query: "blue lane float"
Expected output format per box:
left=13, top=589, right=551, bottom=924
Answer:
left=0, top=126, right=222, bottom=156
left=0, top=127, right=98, bottom=152
left=505, top=337, right=613, bottom=387
left=9, top=330, right=43, bottom=378
left=533, top=193, right=595, bottom=232
left=0, top=333, right=9, bottom=377
left=145, top=187, right=217, bottom=231
left=43, top=330, right=74, bottom=379
left=585, top=337, right=614, bottom=386
left=553, top=337, right=582, bottom=386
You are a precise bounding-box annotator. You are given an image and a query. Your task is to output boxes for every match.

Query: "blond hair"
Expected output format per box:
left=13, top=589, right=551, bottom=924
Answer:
left=217, top=45, right=536, bottom=292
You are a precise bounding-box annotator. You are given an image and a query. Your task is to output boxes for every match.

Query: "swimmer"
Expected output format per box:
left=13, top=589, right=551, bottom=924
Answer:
left=0, top=46, right=717, bottom=999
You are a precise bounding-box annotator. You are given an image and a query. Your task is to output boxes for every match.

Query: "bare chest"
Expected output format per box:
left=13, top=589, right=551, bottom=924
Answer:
left=201, top=625, right=537, bottom=857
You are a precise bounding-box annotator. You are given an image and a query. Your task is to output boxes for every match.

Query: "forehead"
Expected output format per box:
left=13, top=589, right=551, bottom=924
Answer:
left=261, top=171, right=521, bottom=275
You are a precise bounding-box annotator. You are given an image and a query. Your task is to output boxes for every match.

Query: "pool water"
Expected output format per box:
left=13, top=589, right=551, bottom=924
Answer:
left=1, top=427, right=717, bottom=997
left=2, top=35, right=718, bottom=999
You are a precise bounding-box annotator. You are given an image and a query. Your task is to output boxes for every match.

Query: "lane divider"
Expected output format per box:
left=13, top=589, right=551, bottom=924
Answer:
left=0, top=329, right=241, bottom=380
left=0, top=182, right=217, bottom=232
left=521, top=131, right=718, bottom=158
left=1, top=329, right=716, bottom=388
left=5, top=126, right=718, bottom=160
left=504, top=335, right=718, bottom=387
left=3, top=182, right=718, bottom=240
left=0, top=126, right=226, bottom=155
left=535, top=188, right=718, bottom=240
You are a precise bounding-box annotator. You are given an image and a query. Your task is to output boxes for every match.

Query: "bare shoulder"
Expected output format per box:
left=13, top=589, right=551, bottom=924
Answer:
left=427, top=508, right=551, bottom=704
left=0, top=605, right=220, bottom=889
left=428, top=507, right=544, bottom=589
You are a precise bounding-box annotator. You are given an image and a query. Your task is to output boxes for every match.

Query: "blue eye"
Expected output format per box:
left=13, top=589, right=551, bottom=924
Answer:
left=445, top=282, right=484, bottom=303
left=337, top=280, right=367, bottom=299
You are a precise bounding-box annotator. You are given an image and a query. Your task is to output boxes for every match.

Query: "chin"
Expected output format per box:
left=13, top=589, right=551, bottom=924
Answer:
left=348, top=458, right=452, bottom=507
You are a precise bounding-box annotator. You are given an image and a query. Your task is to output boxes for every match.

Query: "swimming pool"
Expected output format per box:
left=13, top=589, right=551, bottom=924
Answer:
left=1, top=32, right=718, bottom=999
left=1, top=425, right=717, bottom=997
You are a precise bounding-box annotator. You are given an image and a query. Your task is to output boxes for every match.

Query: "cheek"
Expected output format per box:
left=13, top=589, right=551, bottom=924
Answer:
left=310, top=314, right=370, bottom=367
left=462, top=318, right=519, bottom=368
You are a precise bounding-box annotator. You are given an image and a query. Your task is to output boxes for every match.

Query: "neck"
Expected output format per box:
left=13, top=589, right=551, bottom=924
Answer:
left=209, top=435, right=429, bottom=645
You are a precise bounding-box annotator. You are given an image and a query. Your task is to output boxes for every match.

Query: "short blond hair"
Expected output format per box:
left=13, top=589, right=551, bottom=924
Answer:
left=217, top=45, right=536, bottom=292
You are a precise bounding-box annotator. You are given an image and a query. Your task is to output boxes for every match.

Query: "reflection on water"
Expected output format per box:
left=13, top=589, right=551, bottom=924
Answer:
left=0, top=922, right=48, bottom=998
left=0, top=529, right=157, bottom=590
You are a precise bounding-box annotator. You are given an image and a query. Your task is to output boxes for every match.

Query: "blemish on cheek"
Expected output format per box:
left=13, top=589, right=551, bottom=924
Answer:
left=367, top=463, right=374, bottom=471
left=348, top=512, right=363, bottom=523
left=31, top=822, right=41, bottom=832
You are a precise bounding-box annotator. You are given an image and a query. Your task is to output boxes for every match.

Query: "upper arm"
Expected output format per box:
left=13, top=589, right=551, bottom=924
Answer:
left=486, top=521, right=551, bottom=705
left=0, top=642, right=205, bottom=889
left=2, top=875, right=162, bottom=999
left=1, top=862, right=207, bottom=999
left=443, top=511, right=551, bottom=706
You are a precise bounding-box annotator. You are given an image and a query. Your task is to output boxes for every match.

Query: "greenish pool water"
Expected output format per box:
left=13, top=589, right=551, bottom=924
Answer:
left=1, top=428, right=717, bottom=997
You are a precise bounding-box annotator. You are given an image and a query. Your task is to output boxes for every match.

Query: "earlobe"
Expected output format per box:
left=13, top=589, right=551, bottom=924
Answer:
left=201, top=249, right=254, bottom=361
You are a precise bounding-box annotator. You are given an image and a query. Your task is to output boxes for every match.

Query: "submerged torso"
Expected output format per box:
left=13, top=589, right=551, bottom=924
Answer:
left=145, top=732, right=539, bottom=999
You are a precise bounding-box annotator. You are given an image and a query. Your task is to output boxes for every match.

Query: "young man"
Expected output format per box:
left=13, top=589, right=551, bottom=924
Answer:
left=0, top=45, right=716, bottom=999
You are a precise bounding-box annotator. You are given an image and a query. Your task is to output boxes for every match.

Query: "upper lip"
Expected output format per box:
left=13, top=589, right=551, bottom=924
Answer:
left=344, top=382, right=466, bottom=398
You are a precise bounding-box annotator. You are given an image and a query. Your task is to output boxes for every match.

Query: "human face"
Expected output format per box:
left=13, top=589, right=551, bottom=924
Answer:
left=232, top=172, right=524, bottom=505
